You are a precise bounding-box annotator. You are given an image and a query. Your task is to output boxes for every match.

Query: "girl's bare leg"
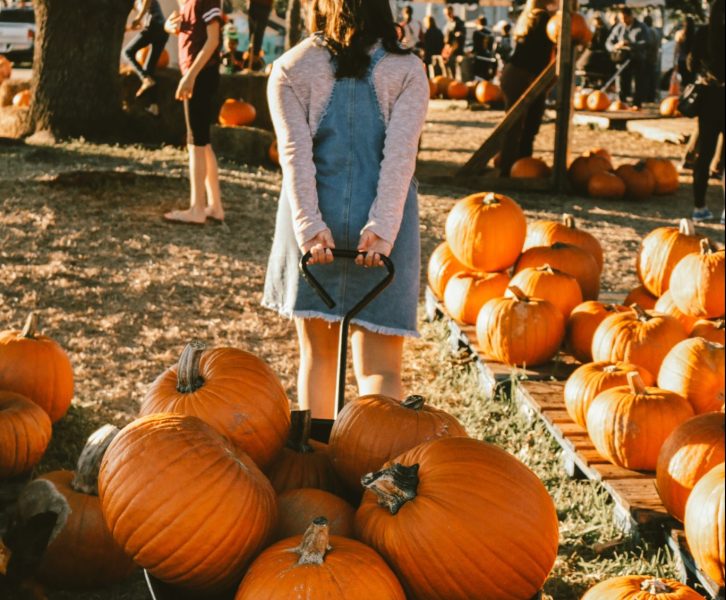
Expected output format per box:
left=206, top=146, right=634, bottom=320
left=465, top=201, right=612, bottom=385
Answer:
left=351, top=327, right=403, bottom=399
left=295, top=317, right=340, bottom=419
left=204, top=145, right=224, bottom=221
left=164, top=144, right=207, bottom=223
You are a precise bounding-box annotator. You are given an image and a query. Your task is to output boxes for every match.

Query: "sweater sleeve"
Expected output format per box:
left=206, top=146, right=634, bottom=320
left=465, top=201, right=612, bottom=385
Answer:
left=267, top=62, right=328, bottom=248
left=363, top=60, right=429, bottom=244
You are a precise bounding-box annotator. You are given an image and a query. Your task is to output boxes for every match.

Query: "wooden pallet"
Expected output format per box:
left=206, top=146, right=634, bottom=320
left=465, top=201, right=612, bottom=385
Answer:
left=572, top=109, right=662, bottom=130
left=666, top=530, right=725, bottom=600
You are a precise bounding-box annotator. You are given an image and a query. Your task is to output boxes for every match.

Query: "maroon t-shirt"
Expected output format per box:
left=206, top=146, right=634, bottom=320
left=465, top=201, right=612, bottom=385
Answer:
left=178, top=0, right=223, bottom=74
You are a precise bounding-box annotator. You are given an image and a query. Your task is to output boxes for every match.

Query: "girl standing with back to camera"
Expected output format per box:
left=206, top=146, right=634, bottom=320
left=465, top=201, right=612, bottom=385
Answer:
left=263, top=0, right=429, bottom=440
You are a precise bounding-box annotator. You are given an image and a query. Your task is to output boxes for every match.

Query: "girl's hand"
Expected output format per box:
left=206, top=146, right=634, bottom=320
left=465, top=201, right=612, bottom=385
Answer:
left=176, top=73, right=195, bottom=100
left=165, top=11, right=181, bottom=35
left=302, top=229, right=335, bottom=265
left=356, top=230, right=392, bottom=268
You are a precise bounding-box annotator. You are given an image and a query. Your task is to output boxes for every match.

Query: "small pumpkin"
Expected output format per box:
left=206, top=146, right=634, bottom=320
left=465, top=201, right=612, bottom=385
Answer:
left=586, top=372, right=694, bottom=470
left=644, top=158, right=679, bottom=195
left=274, top=489, right=355, bottom=542
left=568, top=153, right=612, bottom=194
left=507, top=264, right=583, bottom=319
left=590, top=147, right=613, bottom=164
left=656, top=412, right=725, bottom=522
left=0, top=313, right=74, bottom=423
left=0, top=391, right=52, bottom=478
left=523, top=213, right=604, bottom=271
left=428, top=79, right=438, bottom=99
left=446, top=80, right=469, bottom=100
left=268, top=140, right=279, bottom=165
left=582, top=576, right=705, bottom=599
left=565, top=301, right=629, bottom=363
left=564, top=361, right=654, bottom=429
left=615, top=162, right=656, bottom=200
left=592, top=304, right=688, bottom=377
left=475, top=80, right=502, bottom=104
left=655, top=291, right=699, bottom=334
left=624, top=285, right=658, bottom=310
left=587, top=171, right=626, bottom=199
left=608, top=99, right=629, bottom=111
left=510, top=157, right=552, bottom=179
left=427, top=241, right=466, bottom=300
left=660, top=96, right=680, bottom=117
left=135, top=46, right=170, bottom=69
left=12, top=89, right=31, bottom=108
left=574, top=90, right=589, bottom=110
left=219, top=98, right=256, bottom=127
left=236, top=518, right=406, bottom=600
left=684, top=463, right=725, bottom=587
left=669, top=239, right=725, bottom=319
left=690, top=319, right=726, bottom=344
left=0, top=56, right=12, bottom=82
left=445, top=192, right=527, bottom=273
left=443, top=270, right=510, bottom=325
left=658, top=337, right=725, bottom=414
left=586, top=90, right=611, bottom=112
left=477, top=286, right=565, bottom=366
left=546, top=12, right=592, bottom=45
left=433, top=75, right=454, bottom=97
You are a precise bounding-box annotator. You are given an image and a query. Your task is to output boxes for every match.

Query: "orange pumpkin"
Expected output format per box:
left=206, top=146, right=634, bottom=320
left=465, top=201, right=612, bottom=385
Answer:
left=637, top=218, right=703, bottom=297
left=658, top=337, right=725, bottom=414
left=446, top=80, right=469, bottom=100
left=443, top=270, right=510, bottom=325
left=588, top=171, right=626, bottom=198
left=644, top=158, right=680, bottom=195
left=546, top=12, right=593, bottom=45
left=515, top=242, right=601, bottom=300
left=0, top=313, right=74, bottom=423
left=655, top=291, right=699, bottom=334
left=219, top=98, right=256, bottom=127
left=328, top=394, right=467, bottom=493
left=507, top=265, right=583, bottom=319
left=427, top=241, right=466, bottom=300
left=624, top=285, right=658, bottom=310
left=592, top=304, right=688, bottom=377
left=615, top=162, right=657, bottom=200
left=510, top=157, right=552, bottom=179
left=590, top=147, right=613, bottom=164
left=524, top=213, right=604, bottom=271
left=141, top=342, right=290, bottom=469
left=135, top=46, right=170, bottom=69
left=574, top=90, right=589, bottom=110
left=564, top=361, right=654, bottom=428
left=656, top=412, right=725, bottom=522
left=0, top=391, right=52, bottom=478
left=237, top=518, right=406, bottom=600
left=268, top=140, right=279, bottom=165
left=568, top=153, right=612, bottom=193
left=433, top=75, right=454, bottom=97
left=690, top=319, right=726, bottom=344
left=475, top=80, right=503, bottom=104
left=355, top=437, right=559, bottom=600
left=12, top=89, right=31, bottom=108
left=608, top=99, right=629, bottom=111
left=99, top=414, right=277, bottom=593
left=566, top=301, right=629, bottom=363
left=684, top=463, right=725, bottom=587
left=660, top=96, right=680, bottom=117
left=586, top=90, right=611, bottom=111
left=0, top=55, right=12, bottom=82
left=428, top=79, right=438, bottom=99
left=476, top=286, right=565, bottom=366
left=586, top=372, right=694, bottom=470
left=582, top=576, right=705, bottom=599
left=445, top=192, right=527, bottom=273
left=274, top=488, right=354, bottom=542
left=669, top=239, right=725, bottom=319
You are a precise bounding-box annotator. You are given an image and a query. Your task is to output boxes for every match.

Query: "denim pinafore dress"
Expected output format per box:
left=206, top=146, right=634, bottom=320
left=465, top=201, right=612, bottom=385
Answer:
left=262, top=46, right=421, bottom=337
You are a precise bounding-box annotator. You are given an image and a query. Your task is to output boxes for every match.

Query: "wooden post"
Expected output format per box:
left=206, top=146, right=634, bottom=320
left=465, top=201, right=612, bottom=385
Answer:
left=553, top=0, right=575, bottom=192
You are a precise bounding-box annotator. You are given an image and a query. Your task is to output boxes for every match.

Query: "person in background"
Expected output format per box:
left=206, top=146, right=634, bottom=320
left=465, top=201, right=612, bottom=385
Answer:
left=674, top=16, right=696, bottom=87
left=422, top=15, right=445, bottom=67
left=247, top=0, right=272, bottom=70
left=399, top=5, right=422, bottom=50
left=642, top=14, right=661, bottom=102
left=577, top=14, right=613, bottom=85
left=494, top=21, right=513, bottom=65
left=221, top=26, right=244, bottom=73
left=606, top=7, right=648, bottom=109
left=124, top=0, right=169, bottom=97
left=472, top=16, right=497, bottom=80
left=442, top=5, right=466, bottom=64
left=163, top=0, right=224, bottom=225
left=499, top=0, right=553, bottom=177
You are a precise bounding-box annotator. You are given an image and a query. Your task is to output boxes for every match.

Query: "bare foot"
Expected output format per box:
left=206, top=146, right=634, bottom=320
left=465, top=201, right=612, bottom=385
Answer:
left=163, top=209, right=206, bottom=225
left=205, top=206, right=225, bottom=222
left=136, top=77, right=156, bottom=97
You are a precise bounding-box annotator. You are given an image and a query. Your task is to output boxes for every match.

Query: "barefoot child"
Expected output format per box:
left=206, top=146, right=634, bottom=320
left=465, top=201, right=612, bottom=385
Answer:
left=124, top=0, right=169, bottom=99
left=164, top=0, right=225, bottom=225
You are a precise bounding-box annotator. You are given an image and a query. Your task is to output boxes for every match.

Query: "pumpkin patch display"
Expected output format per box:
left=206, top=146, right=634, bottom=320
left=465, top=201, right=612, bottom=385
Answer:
left=510, top=157, right=552, bottom=179
left=236, top=518, right=406, bottom=600
left=328, top=394, right=467, bottom=492
left=582, top=576, right=705, bottom=599
left=507, top=265, right=583, bottom=319
left=141, top=342, right=290, bottom=469
left=219, top=98, right=256, bottom=127
left=656, top=412, right=725, bottom=522
left=0, top=313, right=74, bottom=423
left=669, top=240, right=725, bottom=319
left=586, top=372, right=694, bottom=470
left=0, top=391, right=52, bottom=478
left=445, top=192, right=527, bottom=272
left=568, top=153, right=612, bottom=194
left=655, top=291, right=699, bottom=334
left=587, top=171, right=626, bottom=199
left=566, top=302, right=629, bottom=363
left=524, top=213, right=604, bottom=271
left=428, top=241, right=466, bottom=299
left=477, top=286, right=565, bottom=366
left=274, top=488, right=355, bottom=541
left=615, top=163, right=656, bottom=200
left=658, top=337, right=725, bottom=414
left=99, top=414, right=277, bottom=593
left=644, top=158, right=680, bottom=195
left=690, top=319, right=725, bottom=344
left=624, top=285, right=658, bottom=310
left=443, top=270, right=510, bottom=325
left=355, top=437, right=559, bottom=600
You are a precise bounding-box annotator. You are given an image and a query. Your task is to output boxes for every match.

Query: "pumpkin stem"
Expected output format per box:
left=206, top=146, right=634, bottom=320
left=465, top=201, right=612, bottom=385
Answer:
left=71, top=424, right=120, bottom=495
left=21, top=312, right=38, bottom=339
left=507, top=285, right=529, bottom=302
left=640, top=579, right=673, bottom=594
left=176, top=342, right=206, bottom=393
left=286, top=409, right=313, bottom=453
left=361, top=463, right=419, bottom=515
left=482, top=192, right=501, bottom=206
left=678, top=218, right=696, bottom=236
left=627, top=371, right=647, bottom=395
left=700, top=238, right=714, bottom=255
left=538, top=263, right=555, bottom=275
left=631, top=304, right=650, bottom=322
left=295, top=517, right=331, bottom=565
left=603, top=364, right=620, bottom=374
left=562, top=213, right=576, bottom=229
left=402, top=395, right=425, bottom=410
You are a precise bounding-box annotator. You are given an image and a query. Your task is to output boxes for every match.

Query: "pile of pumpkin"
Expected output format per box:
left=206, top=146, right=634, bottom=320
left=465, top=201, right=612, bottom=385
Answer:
left=573, top=90, right=683, bottom=119
left=428, top=75, right=503, bottom=106
left=1, top=314, right=565, bottom=598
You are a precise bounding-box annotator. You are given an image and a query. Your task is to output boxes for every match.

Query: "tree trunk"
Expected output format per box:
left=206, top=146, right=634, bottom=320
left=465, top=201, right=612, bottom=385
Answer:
left=285, top=0, right=302, bottom=51
left=26, top=0, right=133, bottom=139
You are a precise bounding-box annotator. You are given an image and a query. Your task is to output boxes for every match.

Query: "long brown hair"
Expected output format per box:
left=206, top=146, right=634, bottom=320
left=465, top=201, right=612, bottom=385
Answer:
left=513, top=0, right=551, bottom=41
left=309, top=0, right=410, bottom=79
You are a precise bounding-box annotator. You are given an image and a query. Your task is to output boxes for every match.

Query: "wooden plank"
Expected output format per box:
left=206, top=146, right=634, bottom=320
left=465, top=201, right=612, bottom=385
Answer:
left=627, top=118, right=693, bottom=144
left=591, top=463, right=653, bottom=481
left=553, top=0, right=575, bottom=192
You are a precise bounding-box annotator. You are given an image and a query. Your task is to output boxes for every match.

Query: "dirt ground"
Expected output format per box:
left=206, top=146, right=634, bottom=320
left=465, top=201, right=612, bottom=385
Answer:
left=0, top=103, right=724, bottom=599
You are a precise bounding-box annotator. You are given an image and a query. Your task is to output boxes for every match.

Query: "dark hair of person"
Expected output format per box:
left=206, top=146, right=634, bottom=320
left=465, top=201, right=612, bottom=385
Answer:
left=310, top=0, right=411, bottom=79
left=643, top=14, right=653, bottom=26
left=403, top=5, right=413, bottom=15
left=620, top=6, right=633, bottom=16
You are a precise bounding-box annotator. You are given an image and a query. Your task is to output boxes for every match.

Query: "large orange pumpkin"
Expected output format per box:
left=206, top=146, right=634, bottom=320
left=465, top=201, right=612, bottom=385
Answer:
left=669, top=239, right=725, bottom=319
left=443, top=270, right=510, bottom=325
left=660, top=96, right=680, bottom=117
left=99, top=414, right=277, bottom=593
left=592, top=304, right=688, bottom=377
left=586, top=372, right=694, bottom=470
left=445, top=192, right=527, bottom=272
left=565, top=301, right=629, bottom=363
left=475, top=80, right=503, bottom=104
left=135, top=46, right=170, bottom=69
left=140, top=342, right=290, bottom=469
left=0, top=313, right=74, bottom=423
left=587, top=90, right=611, bottom=111
left=514, top=242, right=601, bottom=300
left=219, top=98, right=256, bottom=127
left=588, top=171, right=626, bottom=198
left=582, top=576, right=705, bottom=599
left=690, top=319, right=726, bottom=344
left=507, top=264, right=583, bottom=319
left=446, top=80, right=469, bottom=100
left=510, top=157, right=552, bottom=179
left=658, top=337, right=725, bottom=414
left=355, top=437, right=559, bottom=600
left=274, top=489, right=355, bottom=542
left=0, top=391, right=52, bottom=478
left=655, top=291, right=699, bottom=334
left=615, top=162, right=656, bottom=200
left=524, top=213, right=604, bottom=271
left=656, top=412, right=725, bottom=522
left=546, top=12, right=592, bottom=45
left=477, top=286, right=565, bottom=366
left=328, top=395, right=467, bottom=493
left=684, top=463, right=725, bottom=587
left=564, top=361, right=654, bottom=429
left=236, top=518, right=406, bottom=600
left=568, top=153, right=612, bottom=194
left=624, top=285, right=658, bottom=310
left=644, top=158, right=680, bottom=195
left=637, top=218, right=703, bottom=297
